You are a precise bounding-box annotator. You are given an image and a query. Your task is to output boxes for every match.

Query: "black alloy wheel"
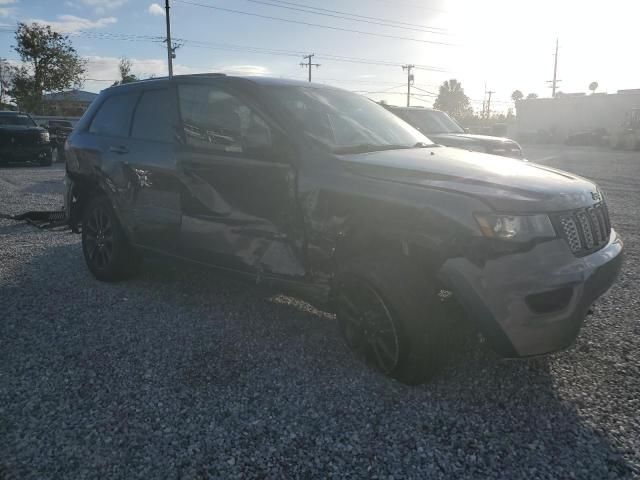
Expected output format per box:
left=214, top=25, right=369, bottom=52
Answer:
left=82, top=195, right=141, bottom=281
left=84, top=205, right=114, bottom=271
left=336, top=278, right=401, bottom=375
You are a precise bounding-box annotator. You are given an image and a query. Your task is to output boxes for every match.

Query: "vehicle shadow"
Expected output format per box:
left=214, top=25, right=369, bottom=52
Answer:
left=2, top=240, right=634, bottom=478
left=0, top=161, right=64, bottom=169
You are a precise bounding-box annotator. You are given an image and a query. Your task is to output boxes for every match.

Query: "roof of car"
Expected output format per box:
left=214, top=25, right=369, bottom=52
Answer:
left=103, top=74, right=341, bottom=93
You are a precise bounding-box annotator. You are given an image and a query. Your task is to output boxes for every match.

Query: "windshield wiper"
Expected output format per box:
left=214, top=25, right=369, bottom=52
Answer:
left=413, top=142, right=440, bottom=148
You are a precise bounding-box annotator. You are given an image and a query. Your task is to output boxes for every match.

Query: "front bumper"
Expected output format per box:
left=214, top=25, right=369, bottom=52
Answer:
left=438, top=230, right=623, bottom=357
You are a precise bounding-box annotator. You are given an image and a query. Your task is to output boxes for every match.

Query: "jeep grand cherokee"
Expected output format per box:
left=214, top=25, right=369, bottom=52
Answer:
left=64, top=75, right=623, bottom=384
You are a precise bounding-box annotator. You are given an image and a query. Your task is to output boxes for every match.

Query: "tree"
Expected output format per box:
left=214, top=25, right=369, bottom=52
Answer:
left=589, top=81, right=598, bottom=94
left=526, top=93, right=539, bottom=99
left=0, top=58, right=13, bottom=108
left=511, top=90, right=524, bottom=103
left=8, top=22, right=85, bottom=112
left=112, top=58, right=138, bottom=86
left=433, top=79, right=472, bottom=119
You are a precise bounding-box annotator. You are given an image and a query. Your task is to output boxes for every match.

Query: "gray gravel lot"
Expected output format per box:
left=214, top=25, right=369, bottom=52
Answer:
left=1, top=148, right=638, bottom=479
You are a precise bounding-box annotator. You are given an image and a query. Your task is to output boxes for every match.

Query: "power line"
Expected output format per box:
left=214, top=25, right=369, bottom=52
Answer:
left=170, top=37, right=447, bottom=70
left=365, top=0, right=448, bottom=15
left=234, top=0, right=448, bottom=34
left=267, top=0, right=447, bottom=30
left=353, top=83, right=407, bottom=94
left=69, top=29, right=449, bottom=72
left=71, top=29, right=447, bottom=70
left=410, top=85, right=438, bottom=96
left=173, top=0, right=454, bottom=46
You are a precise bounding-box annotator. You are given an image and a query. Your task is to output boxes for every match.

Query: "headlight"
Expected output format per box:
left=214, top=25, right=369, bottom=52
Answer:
left=474, top=213, right=555, bottom=242
left=40, top=131, right=50, bottom=143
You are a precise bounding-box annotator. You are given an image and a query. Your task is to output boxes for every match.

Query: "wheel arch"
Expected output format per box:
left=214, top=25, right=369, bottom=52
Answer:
left=66, top=174, right=128, bottom=236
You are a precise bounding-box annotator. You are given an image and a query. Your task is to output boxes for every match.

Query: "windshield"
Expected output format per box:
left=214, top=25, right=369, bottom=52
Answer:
left=264, top=85, right=432, bottom=153
left=0, top=113, right=37, bottom=127
left=396, top=109, right=465, bottom=134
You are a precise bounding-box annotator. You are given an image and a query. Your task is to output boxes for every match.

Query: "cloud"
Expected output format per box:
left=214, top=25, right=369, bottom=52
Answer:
left=84, top=56, right=168, bottom=87
left=28, top=14, right=117, bottom=33
left=80, top=0, right=127, bottom=15
left=81, top=56, right=270, bottom=92
left=148, top=3, right=164, bottom=16
left=0, top=0, right=17, bottom=17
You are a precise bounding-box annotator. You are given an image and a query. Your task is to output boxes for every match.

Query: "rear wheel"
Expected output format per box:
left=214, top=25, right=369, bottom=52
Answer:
left=333, top=254, right=446, bottom=384
left=82, top=195, right=140, bottom=281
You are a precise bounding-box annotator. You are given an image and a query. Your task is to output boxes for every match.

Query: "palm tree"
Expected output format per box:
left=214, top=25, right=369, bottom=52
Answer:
left=589, top=81, right=599, bottom=95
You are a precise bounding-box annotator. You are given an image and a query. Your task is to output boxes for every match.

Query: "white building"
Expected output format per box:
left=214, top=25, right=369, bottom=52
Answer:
left=516, top=89, right=640, bottom=140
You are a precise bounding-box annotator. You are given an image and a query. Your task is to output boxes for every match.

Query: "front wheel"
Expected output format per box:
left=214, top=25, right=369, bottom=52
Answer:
left=333, top=254, right=447, bottom=385
left=82, top=195, right=140, bottom=281
left=38, top=151, right=53, bottom=167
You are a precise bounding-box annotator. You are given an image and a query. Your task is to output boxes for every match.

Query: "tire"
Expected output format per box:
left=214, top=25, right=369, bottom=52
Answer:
left=82, top=195, right=141, bottom=281
left=333, top=253, right=447, bottom=385
left=38, top=151, right=53, bottom=167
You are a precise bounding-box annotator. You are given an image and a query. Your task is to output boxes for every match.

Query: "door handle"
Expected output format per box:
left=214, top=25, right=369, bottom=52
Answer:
left=109, top=145, right=129, bottom=154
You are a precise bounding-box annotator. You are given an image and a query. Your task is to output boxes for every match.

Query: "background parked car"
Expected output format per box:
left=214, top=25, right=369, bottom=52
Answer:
left=0, top=111, right=52, bottom=166
left=385, top=106, right=523, bottom=158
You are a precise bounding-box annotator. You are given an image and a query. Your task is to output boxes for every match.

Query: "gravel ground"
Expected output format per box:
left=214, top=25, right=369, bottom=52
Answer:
left=0, top=149, right=638, bottom=479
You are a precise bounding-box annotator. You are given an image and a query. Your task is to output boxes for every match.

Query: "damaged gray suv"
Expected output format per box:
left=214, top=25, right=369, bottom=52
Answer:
left=64, top=75, right=623, bottom=384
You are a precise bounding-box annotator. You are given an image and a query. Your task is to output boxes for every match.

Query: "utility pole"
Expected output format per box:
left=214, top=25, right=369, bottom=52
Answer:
left=300, top=54, right=320, bottom=82
left=165, top=0, right=174, bottom=77
left=402, top=64, right=414, bottom=107
left=485, top=89, right=494, bottom=118
left=547, top=38, right=561, bottom=97
left=0, top=58, right=4, bottom=106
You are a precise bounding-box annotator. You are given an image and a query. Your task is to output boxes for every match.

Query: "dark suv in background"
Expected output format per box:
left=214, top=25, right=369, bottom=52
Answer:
left=0, top=111, right=52, bottom=166
left=64, top=75, right=622, bottom=384
left=386, top=106, right=523, bottom=159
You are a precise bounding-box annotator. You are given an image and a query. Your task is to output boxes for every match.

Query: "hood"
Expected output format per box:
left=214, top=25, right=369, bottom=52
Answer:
left=339, top=146, right=600, bottom=212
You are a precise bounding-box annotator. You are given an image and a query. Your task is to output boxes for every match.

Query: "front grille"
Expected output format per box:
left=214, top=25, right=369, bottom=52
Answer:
left=554, top=203, right=611, bottom=256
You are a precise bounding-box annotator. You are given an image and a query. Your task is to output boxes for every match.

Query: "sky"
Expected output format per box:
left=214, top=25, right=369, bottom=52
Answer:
left=1, top=0, right=639, bottom=113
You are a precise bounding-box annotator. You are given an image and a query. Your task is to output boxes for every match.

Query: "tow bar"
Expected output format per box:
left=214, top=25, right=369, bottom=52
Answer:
left=0, top=210, right=70, bottom=230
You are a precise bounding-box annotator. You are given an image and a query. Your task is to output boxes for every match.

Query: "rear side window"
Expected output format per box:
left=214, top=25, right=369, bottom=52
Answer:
left=89, top=92, right=138, bottom=137
left=178, top=83, right=272, bottom=154
left=131, top=89, right=173, bottom=142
